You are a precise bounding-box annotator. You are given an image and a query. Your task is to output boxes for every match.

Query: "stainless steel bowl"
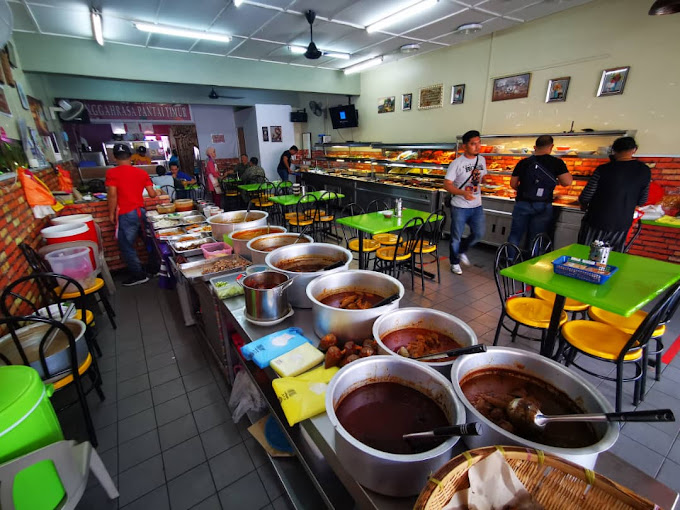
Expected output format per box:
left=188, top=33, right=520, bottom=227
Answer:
left=265, top=243, right=352, bottom=308
left=207, top=210, right=268, bottom=242
left=450, top=346, right=619, bottom=468
left=0, top=319, right=87, bottom=378
left=306, top=270, right=404, bottom=342
left=247, top=233, right=313, bottom=265
left=228, top=226, right=287, bottom=260
left=373, top=308, right=477, bottom=375
left=325, top=356, right=465, bottom=497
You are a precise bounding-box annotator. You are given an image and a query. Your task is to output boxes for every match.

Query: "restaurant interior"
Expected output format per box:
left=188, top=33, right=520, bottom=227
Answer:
left=0, top=0, right=679, bottom=509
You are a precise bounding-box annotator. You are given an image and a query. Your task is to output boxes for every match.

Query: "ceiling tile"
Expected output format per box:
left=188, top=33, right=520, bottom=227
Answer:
left=246, top=0, right=293, bottom=7
left=288, top=0, right=358, bottom=20
left=473, top=0, right=533, bottom=16
left=211, top=4, right=278, bottom=38
left=25, top=0, right=87, bottom=9
left=102, top=16, right=148, bottom=46
left=147, top=34, right=195, bottom=51
left=250, top=11, right=308, bottom=43
left=100, top=0, right=160, bottom=22
left=28, top=4, right=92, bottom=37
left=368, top=1, right=466, bottom=36
left=324, top=29, right=391, bottom=53
left=9, top=2, right=38, bottom=32
left=191, top=39, right=238, bottom=56
left=480, top=16, right=521, bottom=34
left=230, top=39, right=282, bottom=59
left=157, top=0, right=226, bottom=31
left=333, top=0, right=417, bottom=28
left=508, top=0, right=593, bottom=21
left=287, top=20, right=356, bottom=49
left=407, top=8, right=492, bottom=40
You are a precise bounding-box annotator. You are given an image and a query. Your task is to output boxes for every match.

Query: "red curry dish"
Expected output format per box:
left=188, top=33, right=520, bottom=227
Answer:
left=382, top=327, right=462, bottom=360
left=320, top=291, right=384, bottom=310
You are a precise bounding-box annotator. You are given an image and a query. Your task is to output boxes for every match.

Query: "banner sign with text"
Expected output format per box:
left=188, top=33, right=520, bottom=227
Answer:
left=63, top=99, right=193, bottom=123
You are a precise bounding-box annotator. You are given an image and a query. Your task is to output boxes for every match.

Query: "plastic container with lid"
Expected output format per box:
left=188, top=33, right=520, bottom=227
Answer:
left=174, top=198, right=194, bottom=212
left=41, top=222, right=97, bottom=268
left=45, top=247, right=95, bottom=292
left=201, top=241, right=233, bottom=259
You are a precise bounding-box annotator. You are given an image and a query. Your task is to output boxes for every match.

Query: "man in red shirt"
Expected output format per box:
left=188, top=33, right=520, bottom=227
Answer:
left=106, top=143, right=158, bottom=286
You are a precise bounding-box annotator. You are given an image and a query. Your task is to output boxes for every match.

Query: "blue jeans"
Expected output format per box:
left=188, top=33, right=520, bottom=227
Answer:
left=450, top=206, right=485, bottom=264
left=508, top=201, right=553, bottom=251
left=118, top=209, right=144, bottom=275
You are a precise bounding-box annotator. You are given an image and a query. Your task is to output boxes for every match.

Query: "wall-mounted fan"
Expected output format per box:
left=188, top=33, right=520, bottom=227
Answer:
left=309, top=101, right=323, bottom=117
left=208, top=87, right=244, bottom=100
left=302, top=10, right=322, bottom=60
left=50, top=100, right=89, bottom=122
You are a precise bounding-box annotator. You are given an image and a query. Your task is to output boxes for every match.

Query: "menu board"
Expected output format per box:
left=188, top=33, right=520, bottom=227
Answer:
left=418, top=84, right=443, bottom=110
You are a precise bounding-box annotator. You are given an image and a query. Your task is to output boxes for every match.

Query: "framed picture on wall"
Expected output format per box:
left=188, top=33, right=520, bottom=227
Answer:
left=0, top=85, right=11, bottom=117
left=271, top=126, right=282, bottom=143
left=262, top=126, right=269, bottom=142
left=450, top=84, right=465, bottom=105
left=378, top=96, right=395, bottom=114
left=418, top=84, right=443, bottom=110
left=402, top=93, right=412, bottom=111
left=545, top=77, right=570, bottom=103
left=597, top=66, right=629, bottom=97
left=27, top=95, right=50, bottom=136
left=492, top=72, right=531, bottom=101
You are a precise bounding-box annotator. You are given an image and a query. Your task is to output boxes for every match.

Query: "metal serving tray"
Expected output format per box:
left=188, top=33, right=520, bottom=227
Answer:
left=170, top=236, right=216, bottom=257
left=209, top=272, right=245, bottom=300
left=179, top=254, right=251, bottom=282
left=181, top=214, right=206, bottom=225
left=155, top=226, right=187, bottom=239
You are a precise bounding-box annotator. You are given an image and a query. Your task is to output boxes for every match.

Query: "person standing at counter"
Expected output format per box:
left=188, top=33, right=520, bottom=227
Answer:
left=106, top=143, right=158, bottom=286
left=130, top=145, right=152, bottom=166
left=578, top=136, right=650, bottom=252
left=205, top=146, right=222, bottom=204
left=277, top=145, right=298, bottom=182
left=508, top=135, right=572, bottom=251
left=444, top=130, right=487, bottom=275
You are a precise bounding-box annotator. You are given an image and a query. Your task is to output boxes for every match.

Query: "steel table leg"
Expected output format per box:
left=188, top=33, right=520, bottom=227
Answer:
left=543, top=294, right=566, bottom=359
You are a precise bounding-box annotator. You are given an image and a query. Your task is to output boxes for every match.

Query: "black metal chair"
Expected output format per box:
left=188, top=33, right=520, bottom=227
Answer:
left=530, top=233, right=553, bottom=258
left=287, top=194, right=318, bottom=239
left=623, top=220, right=643, bottom=253
left=373, top=217, right=423, bottom=290
left=0, top=313, right=104, bottom=447
left=338, top=203, right=378, bottom=269
left=367, top=199, right=389, bottom=213
left=492, top=242, right=568, bottom=346
left=160, top=184, right=175, bottom=201
left=253, top=181, right=276, bottom=212
left=413, top=209, right=446, bottom=289
left=315, top=191, right=342, bottom=242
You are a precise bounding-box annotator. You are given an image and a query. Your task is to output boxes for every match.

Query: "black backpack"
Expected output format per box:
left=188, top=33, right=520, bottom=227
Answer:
left=522, top=156, right=557, bottom=200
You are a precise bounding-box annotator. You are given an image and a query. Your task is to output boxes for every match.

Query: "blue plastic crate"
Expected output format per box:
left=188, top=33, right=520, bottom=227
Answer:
left=552, top=255, right=618, bottom=285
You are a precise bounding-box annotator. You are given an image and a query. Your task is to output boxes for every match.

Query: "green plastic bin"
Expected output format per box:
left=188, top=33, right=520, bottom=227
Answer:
left=0, top=365, right=65, bottom=509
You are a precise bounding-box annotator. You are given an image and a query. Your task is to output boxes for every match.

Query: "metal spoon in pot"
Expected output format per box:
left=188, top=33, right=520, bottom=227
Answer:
left=413, top=344, right=486, bottom=361
left=403, top=423, right=482, bottom=440
left=507, top=398, right=675, bottom=431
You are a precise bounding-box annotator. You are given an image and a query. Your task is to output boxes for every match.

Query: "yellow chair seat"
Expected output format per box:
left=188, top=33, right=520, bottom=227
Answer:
left=562, top=321, right=642, bottom=361
left=58, top=278, right=104, bottom=299
left=319, top=215, right=334, bottom=222
left=73, top=309, right=95, bottom=325
left=348, top=239, right=380, bottom=253
left=284, top=212, right=297, bottom=220
left=505, top=297, right=568, bottom=329
left=225, top=191, right=238, bottom=197
left=589, top=307, right=665, bottom=337
left=534, top=288, right=590, bottom=312
left=288, top=218, right=313, bottom=227
left=413, top=241, right=436, bottom=254
left=48, top=353, right=93, bottom=390
left=376, top=246, right=411, bottom=261
left=253, top=200, right=274, bottom=208
left=373, top=233, right=398, bottom=246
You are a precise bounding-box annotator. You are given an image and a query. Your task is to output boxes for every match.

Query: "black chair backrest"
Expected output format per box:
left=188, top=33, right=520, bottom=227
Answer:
left=530, top=233, right=553, bottom=258
left=339, top=203, right=365, bottom=246
left=295, top=193, right=319, bottom=222
left=161, top=184, right=175, bottom=200
left=421, top=209, right=446, bottom=247
left=274, top=180, right=290, bottom=196
left=0, top=315, right=79, bottom=380
left=367, top=199, right=389, bottom=213
left=494, top=242, right=527, bottom=304
left=257, top=181, right=274, bottom=203
left=391, top=217, right=424, bottom=263
left=20, top=242, right=52, bottom=275
left=623, top=220, right=643, bottom=254
left=318, top=191, right=341, bottom=218
left=618, top=282, right=680, bottom=362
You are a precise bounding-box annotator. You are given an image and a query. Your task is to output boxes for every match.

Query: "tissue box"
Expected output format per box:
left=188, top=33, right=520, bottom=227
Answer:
left=241, top=327, right=311, bottom=369
left=270, top=343, right=324, bottom=377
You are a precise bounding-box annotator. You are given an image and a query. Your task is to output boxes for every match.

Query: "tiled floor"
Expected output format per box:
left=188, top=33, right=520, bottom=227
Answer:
left=59, top=242, right=680, bottom=509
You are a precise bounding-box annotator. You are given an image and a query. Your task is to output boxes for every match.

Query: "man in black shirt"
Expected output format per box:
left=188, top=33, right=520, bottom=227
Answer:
left=578, top=137, right=650, bottom=251
left=277, top=145, right=298, bottom=182
left=508, top=135, right=573, bottom=250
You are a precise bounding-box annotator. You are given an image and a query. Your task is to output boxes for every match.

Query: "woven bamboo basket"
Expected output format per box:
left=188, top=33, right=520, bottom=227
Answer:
left=414, top=446, right=658, bottom=510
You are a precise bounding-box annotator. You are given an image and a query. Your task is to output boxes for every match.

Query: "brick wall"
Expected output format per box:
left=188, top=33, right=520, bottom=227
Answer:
left=628, top=224, right=680, bottom=264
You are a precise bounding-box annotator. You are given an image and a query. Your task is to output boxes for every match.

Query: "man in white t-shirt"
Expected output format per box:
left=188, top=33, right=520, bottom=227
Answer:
left=443, top=130, right=487, bottom=275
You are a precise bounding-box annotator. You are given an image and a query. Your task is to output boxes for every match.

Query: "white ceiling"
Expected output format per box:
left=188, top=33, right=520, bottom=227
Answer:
left=9, top=0, right=594, bottom=71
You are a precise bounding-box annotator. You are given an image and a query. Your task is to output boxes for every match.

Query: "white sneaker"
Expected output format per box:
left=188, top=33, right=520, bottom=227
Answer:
left=450, top=264, right=462, bottom=275
left=459, top=253, right=471, bottom=266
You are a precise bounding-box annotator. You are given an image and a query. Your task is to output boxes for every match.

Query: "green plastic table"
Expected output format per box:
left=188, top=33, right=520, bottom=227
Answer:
left=501, top=244, right=680, bottom=357
left=270, top=191, right=344, bottom=207
left=336, top=208, right=440, bottom=270
left=237, top=181, right=291, bottom=192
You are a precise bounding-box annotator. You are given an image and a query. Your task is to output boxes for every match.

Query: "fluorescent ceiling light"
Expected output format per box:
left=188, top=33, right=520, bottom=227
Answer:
left=343, top=56, right=383, bottom=75
left=288, top=45, right=350, bottom=60
left=91, top=9, right=103, bottom=46
left=456, top=23, right=482, bottom=34
left=134, top=22, right=232, bottom=42
left=367, top=0, right=438, bottom=33
left=234, top=0, right=244, bottom=5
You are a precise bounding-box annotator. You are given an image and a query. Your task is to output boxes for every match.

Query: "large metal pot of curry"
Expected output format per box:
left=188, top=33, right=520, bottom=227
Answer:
left=325, top=356, right=466, bottom=497
left=450, top=346, right=618, bottom=469
left=372, top=308, right=477, bottom=375
left=306, top=270, right=404, bottom=342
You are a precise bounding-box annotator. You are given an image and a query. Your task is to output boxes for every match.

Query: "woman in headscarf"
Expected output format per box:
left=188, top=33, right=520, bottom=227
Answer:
left=205, top=146, right=222, bottom=205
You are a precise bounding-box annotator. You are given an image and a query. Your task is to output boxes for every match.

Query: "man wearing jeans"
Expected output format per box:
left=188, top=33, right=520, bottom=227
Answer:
left=508, top=135, right=572, bottom=251
left=444, top=130, right=487, bottom=275
left=106, top=143, right=158, bottom=286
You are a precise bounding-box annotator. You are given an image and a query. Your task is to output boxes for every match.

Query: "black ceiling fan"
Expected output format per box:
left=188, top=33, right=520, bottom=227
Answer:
left=303, top=10, right=322, bottom=59
left=208, top=87, right=244, bottom=100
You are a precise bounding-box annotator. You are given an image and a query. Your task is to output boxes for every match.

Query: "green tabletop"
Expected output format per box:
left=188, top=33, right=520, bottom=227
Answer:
left=500, top=244, right=680, bottom=317
left=642, top=218, right=680, bottom=229
left=270, top=191, right=345, bottom=206
left=336, top=208, right=440, bottom=235
left=237, top=181, right=292, bottom=192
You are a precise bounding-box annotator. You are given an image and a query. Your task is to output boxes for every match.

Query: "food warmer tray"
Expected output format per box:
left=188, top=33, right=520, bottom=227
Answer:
left=180, top=214, right=206, bottom=225
left=155, top=227, right=187, bottom=239
left=169, top=236, right=216, bottom=257
left=179, top=255, right=251, bottom=282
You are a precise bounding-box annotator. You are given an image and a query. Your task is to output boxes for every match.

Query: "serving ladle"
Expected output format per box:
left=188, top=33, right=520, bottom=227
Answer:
left=403, top=423, right=482, bottom=440
left=506, top=397, right=675, bottom=431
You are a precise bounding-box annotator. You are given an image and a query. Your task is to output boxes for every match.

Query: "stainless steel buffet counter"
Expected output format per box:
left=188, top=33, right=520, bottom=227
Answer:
left=207, top=288, right=678, bottom=510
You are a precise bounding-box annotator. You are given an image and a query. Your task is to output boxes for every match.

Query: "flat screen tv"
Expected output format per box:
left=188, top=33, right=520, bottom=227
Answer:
left=329, top=104, right=358, bottom=129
